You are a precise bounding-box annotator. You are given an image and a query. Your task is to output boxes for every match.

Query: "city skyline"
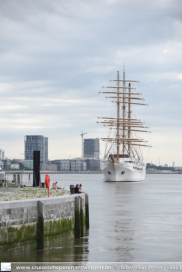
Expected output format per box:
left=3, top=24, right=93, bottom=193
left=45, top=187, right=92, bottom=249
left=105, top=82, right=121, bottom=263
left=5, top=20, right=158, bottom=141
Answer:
left=0, top=0, right=182, bottom=165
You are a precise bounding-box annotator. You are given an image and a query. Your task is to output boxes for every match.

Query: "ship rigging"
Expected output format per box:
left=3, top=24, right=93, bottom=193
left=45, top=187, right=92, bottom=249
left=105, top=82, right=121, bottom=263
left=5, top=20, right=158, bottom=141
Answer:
left=97, top=66, right=152, bottom=182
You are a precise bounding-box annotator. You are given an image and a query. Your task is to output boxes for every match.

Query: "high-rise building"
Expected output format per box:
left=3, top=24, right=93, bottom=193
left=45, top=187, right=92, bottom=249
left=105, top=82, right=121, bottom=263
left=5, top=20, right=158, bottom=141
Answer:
left=44, top=137, right=48, bottom=165
left=83, top=139, right=99, bottom=159
left=172, top=162, right=175, bottom=167
left=24, top=135, right=48, bottom=164
left=0, top=149, right=5, bottom=160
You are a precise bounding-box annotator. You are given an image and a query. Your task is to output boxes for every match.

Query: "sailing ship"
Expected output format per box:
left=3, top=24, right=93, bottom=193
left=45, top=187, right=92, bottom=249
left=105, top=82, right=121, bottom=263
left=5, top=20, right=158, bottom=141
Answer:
left=97, top=66, right=151, bottom=182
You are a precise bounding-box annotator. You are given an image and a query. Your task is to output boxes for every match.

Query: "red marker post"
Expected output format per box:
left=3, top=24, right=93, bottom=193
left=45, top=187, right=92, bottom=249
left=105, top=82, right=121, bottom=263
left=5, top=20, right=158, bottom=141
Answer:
left=45, top=174, right=50, bottom=198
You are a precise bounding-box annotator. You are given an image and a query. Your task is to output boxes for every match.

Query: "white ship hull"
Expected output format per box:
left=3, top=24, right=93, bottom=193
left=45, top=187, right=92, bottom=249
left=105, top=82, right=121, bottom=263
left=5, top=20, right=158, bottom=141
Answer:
left=102, top=161, right=146, bottom=182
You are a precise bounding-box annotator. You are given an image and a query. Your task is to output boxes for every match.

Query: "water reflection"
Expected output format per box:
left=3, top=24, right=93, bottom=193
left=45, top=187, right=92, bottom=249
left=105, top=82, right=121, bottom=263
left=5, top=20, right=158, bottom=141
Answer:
left=2, top=231, right=89, bottom=263
left=112, top=183, right=135, bottom=262
left=73, top=231, right=89, bottom=262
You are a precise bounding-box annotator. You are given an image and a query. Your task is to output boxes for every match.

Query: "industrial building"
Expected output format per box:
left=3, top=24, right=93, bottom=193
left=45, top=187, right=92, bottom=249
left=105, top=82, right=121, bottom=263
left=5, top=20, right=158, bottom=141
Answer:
left=70, top=159, right=86, bottom=171
left=24, top=135, right=48, bottom=164
left=0, top=161, right=3, bottom=170
left=1, top=159, right=11, bottom=170
left=40, top=164, right=57, bottom=171
left=83, top=139, right=99, bottom=159
left=84, top=159, right=100, bottom=171
left=11, top=164, right=20, bottom=170
left=51, top=159, right=86, bottom=172
left=51, top=158, right=100, bottom=171
left=51, top=160, right=70, bottom=171
left=22, top=160, right=33, bottom=170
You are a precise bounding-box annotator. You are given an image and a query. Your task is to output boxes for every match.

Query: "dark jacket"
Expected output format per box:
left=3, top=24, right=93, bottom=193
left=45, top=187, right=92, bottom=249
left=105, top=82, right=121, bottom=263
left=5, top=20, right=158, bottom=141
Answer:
left=75, top=186, right=81, bottom=193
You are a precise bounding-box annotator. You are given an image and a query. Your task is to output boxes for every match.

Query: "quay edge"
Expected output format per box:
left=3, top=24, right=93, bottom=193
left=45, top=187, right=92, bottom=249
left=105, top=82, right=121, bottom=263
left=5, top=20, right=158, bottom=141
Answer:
left=0, top=193, right=89, bottom=256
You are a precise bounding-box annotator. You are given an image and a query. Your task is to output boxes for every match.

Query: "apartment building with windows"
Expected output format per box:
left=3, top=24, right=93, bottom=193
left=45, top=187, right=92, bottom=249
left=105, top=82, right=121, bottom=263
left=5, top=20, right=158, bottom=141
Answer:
left=0, top=149, right=5, bottom=160
left=83, top=139, right=99, bottom=159
left=24, top=135, right=48, bottom=164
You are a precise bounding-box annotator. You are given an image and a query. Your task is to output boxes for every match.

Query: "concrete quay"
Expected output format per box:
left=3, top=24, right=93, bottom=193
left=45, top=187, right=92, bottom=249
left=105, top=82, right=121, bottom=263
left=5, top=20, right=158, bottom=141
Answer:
left=0, top=193, right=89, bottom=256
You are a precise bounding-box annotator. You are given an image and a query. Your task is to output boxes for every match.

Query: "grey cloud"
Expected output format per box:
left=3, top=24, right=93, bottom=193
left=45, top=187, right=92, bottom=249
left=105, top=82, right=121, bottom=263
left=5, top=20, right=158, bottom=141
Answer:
left=0, top=0, right=182, bottom=162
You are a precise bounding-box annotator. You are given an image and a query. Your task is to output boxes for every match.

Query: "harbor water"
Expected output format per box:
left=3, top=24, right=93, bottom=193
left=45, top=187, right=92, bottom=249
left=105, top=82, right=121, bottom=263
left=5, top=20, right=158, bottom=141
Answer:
left=1, top=174, right=182, bottom=262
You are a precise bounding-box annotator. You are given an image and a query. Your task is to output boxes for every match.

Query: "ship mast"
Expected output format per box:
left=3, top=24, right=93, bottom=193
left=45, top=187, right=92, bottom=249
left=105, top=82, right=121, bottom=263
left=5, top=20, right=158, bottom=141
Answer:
left=116, top=71, right=120, bottom=161
left=128, top=83, right=131, bottom=156
left=122, top=65, right=125, bottom=154
left=97, top=67, right=152, bottom=161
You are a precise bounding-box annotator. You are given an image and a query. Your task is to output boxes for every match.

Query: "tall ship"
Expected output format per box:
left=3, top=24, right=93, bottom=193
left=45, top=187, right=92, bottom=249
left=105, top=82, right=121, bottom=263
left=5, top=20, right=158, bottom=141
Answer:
left=97, top=67, right=151, bottom=182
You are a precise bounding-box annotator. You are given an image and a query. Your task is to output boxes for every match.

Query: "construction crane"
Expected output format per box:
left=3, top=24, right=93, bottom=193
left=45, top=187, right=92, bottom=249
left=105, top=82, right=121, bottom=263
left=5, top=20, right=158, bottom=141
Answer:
left=80, top=131, right=87, bottom=158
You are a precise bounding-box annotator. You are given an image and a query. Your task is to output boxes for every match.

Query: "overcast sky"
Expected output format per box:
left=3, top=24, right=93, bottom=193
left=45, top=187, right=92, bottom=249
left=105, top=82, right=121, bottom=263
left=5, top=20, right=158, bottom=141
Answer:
left=0, top=0, right=182, bottom=166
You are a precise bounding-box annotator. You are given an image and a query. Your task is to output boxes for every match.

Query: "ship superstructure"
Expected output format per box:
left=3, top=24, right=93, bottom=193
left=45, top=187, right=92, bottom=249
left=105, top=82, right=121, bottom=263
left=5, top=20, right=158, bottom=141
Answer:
left=97, top=67, right=151, bottom=182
